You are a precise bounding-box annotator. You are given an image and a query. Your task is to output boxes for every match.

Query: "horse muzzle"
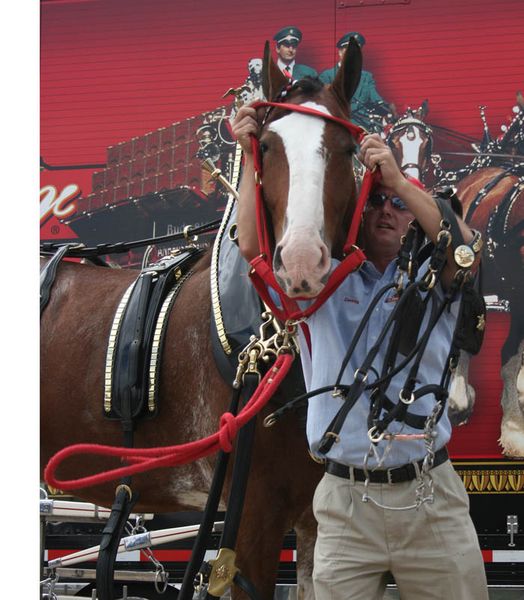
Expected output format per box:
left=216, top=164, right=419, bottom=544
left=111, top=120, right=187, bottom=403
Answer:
left=273, top=232, right=331, bottom=298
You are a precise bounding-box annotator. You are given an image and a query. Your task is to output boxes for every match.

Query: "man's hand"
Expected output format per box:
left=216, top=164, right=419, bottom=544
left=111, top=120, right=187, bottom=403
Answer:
left=358, top=134, right=406, bottom=193
left=231, top=105, right=259, bottom=155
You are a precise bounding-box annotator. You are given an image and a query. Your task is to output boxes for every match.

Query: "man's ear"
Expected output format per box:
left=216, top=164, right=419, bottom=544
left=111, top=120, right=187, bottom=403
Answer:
left=331, top=38, right=362, bottom=108
left=262, top=41, right=289, bottom=100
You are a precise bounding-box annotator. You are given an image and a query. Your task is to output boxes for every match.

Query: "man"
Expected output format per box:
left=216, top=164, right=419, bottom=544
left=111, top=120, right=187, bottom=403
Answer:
left=232, top=103, right=488, bottom=600
left=320, top=32, right=392, bottom=129
left=273, top=26, right=317, bottom=81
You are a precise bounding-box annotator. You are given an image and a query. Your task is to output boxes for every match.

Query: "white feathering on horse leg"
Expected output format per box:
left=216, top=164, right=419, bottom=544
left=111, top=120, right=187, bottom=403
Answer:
left=447, top=351, right=476, bottom=425
left=499, top=340, right=524, bottom=458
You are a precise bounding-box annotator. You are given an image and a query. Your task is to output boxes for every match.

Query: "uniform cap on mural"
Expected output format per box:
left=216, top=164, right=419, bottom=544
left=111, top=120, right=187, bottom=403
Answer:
left=273, top=26, right=303, bottom=46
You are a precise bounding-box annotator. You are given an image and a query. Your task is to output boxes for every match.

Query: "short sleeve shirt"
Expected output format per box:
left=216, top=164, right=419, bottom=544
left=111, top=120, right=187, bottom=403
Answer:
left=301, top=259, right=458, bottom=469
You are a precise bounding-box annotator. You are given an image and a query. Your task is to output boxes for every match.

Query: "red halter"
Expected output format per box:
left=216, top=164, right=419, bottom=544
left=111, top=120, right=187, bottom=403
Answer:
left=248, top=100, right=380, bottom=323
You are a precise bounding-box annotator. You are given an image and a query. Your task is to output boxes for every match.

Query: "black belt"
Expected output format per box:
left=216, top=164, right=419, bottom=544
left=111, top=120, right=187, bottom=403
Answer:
left=325, top=447, right=448, bottom=484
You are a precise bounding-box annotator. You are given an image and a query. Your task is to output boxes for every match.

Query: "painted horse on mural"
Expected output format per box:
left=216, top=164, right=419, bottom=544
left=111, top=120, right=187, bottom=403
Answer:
left=41, top=40, right=366, bottom=599
left=386, top=103, right=476, bottom=426
left=387, top=101, right=524, bottom=456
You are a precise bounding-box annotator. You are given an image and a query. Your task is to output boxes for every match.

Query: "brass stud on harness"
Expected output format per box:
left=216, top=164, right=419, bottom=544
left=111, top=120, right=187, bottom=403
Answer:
left=115, top=484, right=133, bottom=500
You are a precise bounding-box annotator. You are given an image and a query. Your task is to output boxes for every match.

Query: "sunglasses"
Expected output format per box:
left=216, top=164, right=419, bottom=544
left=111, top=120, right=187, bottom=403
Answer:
left=368, top=192, right=408, bottom=211
left=279, top=40, right=298, bottom=48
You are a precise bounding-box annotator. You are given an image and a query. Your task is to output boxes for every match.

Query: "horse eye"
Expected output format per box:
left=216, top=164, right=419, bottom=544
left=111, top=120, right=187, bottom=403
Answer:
left=260, top=141, right=269, bottom=154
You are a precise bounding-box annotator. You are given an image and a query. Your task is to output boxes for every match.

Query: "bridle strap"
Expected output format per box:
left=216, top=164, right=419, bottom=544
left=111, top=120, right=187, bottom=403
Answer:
left=248, top=100, right=378, bottom=321
left=251, top=101, right=367, bottom=141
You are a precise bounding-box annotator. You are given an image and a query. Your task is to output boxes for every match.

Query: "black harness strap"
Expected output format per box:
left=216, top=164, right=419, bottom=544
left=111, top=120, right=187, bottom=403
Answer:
left=178, top=386, right=243, bottom=600
left=107, top=248, right=204, bottom=423
left=40, top=243, right=75, bottom=315
left=183, top=373, right=262, bottom=600
left=96, top=479, right=138, bottom=600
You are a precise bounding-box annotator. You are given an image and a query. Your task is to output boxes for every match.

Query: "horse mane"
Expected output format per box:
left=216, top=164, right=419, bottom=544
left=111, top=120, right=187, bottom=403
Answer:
left=292, top=76, right=324, bottom=96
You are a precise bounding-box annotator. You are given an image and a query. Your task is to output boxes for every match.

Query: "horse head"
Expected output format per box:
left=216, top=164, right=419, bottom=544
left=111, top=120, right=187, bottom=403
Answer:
left=257, top=39, right=362, bottom=298
left=387, top=101, right=433, bottom=182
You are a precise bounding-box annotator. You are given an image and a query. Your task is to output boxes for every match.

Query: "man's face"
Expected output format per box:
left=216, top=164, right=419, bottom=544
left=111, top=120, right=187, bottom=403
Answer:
left=362, top=186, right=414, bottom=255
left=277, top=40, right=297, bottom=63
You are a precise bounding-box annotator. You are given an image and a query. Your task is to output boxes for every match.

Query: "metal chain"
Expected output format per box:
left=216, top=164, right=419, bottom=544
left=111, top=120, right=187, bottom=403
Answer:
left=233, top=312, right=299, bottom=389
left=40, top=573, right=59, bottom=600
left=360, top=402, right=442, bottom=511
left=124, top=521, right=169, bottom=594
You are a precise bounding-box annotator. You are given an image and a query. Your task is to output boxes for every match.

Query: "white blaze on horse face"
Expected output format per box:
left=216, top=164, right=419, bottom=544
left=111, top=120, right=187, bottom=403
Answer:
left=268, top=101, right=331, bottom=297
left=398, top=126, right=423, bottom=179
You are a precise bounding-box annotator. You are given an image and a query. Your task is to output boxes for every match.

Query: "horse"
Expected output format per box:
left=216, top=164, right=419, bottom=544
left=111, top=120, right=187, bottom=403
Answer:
left=40, top=39, right=365, bottom=599
left=387, top=107, right=524, bottom=457
left=386, top=101, right=433, bottom=185
left=386, top=106, right=477, bottom=423
left=453, top=164, right=524, bottom=456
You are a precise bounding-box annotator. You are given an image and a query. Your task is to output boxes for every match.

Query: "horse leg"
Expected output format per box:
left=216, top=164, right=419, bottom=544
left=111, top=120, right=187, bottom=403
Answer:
left=232, top=478, right=290, bottom=600
left=230, top=403, right=322, bottom=600
left=500, top=337, right=524, bottom=458
left=294, top=503, right=317, bottom=600
left=447, top=350, right=476, bottom=425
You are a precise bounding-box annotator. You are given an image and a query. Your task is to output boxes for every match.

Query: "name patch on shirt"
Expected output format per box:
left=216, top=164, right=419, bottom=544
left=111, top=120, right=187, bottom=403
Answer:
left=385, top=293, right=400, bottom=303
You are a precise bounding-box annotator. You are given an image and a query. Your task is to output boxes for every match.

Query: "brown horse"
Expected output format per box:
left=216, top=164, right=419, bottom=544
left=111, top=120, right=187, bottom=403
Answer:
left=454, top=165, right=524, bottom=456
left=386, top=102, right=432, bottom=185
left=41, top=40, right=364, bottom=599
left=386, top=108, right=524, bottom=456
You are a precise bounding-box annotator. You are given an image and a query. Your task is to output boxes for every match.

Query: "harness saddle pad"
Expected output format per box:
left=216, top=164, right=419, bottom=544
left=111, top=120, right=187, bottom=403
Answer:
left=210, top=201, right=265, bottom=383
left=105, top=247, right=204, bottom=423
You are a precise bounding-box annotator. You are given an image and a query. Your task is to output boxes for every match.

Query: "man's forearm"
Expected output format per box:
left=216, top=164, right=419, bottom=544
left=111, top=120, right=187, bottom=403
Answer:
left=237, top=156, right=259, bottom=262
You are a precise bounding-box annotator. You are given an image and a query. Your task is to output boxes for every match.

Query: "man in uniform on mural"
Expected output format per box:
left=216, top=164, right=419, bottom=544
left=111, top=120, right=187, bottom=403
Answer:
left=273, top=26, right=317, bottom=81
left=320, top=32, right=394, bottom=130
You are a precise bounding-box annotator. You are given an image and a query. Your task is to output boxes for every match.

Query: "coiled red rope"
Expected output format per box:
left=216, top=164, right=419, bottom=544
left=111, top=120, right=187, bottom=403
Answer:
left=44, top=353, right=294, bottom=491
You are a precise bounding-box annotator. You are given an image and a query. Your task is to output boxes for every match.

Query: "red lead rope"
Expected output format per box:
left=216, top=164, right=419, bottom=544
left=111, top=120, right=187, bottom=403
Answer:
left=248, top=101, right=379, bottom=323
left=45, top=353, right=294, bottom=491
left=44, top=103, right=376, bottom=492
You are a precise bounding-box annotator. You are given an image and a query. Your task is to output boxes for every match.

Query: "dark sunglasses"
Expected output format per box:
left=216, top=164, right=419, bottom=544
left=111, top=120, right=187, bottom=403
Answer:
left=368, top=192, right=408, bottom=211
left=279, top=40, right=298, bottom=48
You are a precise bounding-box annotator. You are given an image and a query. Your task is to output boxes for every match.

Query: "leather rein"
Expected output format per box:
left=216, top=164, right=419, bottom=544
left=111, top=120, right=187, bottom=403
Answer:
left=247, top=100, right=379, bottom=323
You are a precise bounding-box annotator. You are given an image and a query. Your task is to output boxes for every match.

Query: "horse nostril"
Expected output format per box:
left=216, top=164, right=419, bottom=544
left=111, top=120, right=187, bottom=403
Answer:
left=274, top=245, right=283, bottom=270
left=318, top=245, right=329, bottom=271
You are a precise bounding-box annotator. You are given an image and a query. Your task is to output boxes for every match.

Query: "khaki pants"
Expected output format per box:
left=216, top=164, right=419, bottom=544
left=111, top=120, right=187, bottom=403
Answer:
left=312, top=460, right=488, bottom=600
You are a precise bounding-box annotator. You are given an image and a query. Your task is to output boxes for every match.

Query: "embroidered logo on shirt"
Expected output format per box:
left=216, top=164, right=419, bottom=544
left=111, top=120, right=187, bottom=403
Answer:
left=385, top=293, right=400, bottom=303
left=343, top=296, right=360, bottom=304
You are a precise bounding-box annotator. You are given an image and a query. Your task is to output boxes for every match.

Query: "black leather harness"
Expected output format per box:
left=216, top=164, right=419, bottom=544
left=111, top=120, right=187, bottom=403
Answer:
left=105, top=247, right=204, bottom=426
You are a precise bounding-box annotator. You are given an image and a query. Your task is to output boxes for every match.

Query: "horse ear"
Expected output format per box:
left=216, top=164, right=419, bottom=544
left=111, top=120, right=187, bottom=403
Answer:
left=418, top=99, right=429, bottom=119
left=262, top=40, right=289, bottom=101
left=331, top=38, right=362, bottom=108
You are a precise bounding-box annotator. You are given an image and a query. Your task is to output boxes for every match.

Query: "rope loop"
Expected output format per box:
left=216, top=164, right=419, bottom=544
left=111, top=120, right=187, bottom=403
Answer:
left=219, top=412, right=239, bottom=452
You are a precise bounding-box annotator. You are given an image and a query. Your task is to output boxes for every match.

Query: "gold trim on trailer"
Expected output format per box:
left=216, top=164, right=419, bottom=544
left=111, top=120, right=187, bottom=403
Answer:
left=453, top=461, right=524, bottom=494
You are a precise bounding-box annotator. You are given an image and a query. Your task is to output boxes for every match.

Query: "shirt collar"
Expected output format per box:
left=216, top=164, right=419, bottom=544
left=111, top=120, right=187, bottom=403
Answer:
left=277, top=59, right=295, bottom=71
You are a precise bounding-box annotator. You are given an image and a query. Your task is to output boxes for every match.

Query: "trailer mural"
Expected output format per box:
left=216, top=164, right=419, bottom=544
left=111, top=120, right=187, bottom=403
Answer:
left=41, top=0, right=523, bottom=589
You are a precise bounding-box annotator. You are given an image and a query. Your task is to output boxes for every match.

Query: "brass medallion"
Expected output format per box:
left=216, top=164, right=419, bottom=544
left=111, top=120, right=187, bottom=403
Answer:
left=454, top=244, right=475, bottom=268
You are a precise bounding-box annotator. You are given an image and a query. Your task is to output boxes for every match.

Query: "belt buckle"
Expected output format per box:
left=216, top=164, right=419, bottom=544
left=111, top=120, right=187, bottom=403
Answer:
left=386, top=467, right=396, bottom=485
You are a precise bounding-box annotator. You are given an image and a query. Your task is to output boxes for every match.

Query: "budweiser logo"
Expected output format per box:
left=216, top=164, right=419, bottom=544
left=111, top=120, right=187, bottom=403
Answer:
left=40, top=184, right=80, bottom=224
